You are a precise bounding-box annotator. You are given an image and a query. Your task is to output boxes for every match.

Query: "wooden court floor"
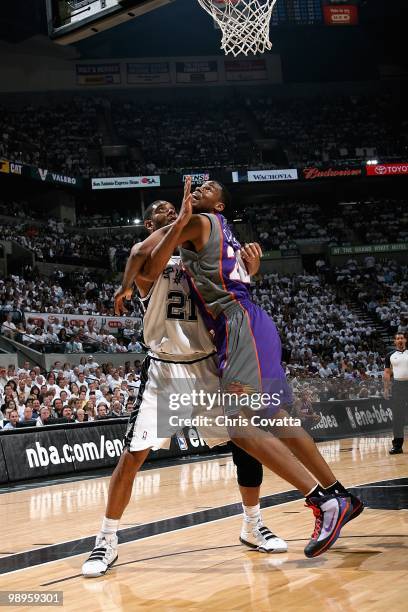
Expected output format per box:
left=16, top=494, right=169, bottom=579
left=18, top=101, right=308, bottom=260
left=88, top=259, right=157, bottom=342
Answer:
left=0, top=435, right=407, bottom=611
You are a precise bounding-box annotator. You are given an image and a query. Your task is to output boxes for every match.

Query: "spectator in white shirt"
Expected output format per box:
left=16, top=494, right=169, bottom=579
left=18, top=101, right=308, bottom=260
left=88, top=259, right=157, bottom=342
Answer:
left=1, top=314, right=19, bottom=339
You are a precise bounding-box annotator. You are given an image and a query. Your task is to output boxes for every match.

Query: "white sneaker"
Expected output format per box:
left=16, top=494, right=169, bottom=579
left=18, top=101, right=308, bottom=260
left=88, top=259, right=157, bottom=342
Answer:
left=82, top=534, right=118, bottom=578
left=240, top=521, right=288, bottom=553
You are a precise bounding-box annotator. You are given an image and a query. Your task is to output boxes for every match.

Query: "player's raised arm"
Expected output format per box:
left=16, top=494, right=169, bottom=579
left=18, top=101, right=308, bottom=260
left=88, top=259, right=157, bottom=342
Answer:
left=114, top=242, right=149, bottom=315
left=141, top=177, right=210, bottom=282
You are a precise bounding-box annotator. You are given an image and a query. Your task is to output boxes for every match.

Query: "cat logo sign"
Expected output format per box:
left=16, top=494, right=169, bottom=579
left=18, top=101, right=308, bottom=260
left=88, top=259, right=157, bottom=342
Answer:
left=0, top=159, right=10, bottom=174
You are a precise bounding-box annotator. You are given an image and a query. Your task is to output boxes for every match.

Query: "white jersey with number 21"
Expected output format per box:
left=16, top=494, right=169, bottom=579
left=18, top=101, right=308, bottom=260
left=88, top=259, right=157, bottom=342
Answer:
left=140, top=256, right=214, bottom=360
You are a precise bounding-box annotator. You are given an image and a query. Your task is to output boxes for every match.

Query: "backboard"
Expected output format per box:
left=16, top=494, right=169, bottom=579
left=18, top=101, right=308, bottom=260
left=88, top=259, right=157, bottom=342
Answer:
left=46, top=0, right=174, bottom=44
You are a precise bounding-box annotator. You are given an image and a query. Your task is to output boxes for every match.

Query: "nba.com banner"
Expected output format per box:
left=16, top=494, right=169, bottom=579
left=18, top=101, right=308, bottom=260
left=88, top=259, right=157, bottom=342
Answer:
left=366, top=163, right=408, bottom=177
left=76, top=63, right=121, bottom=86
left=91, top=176, right=160, bottom=190
left=24, top=312, right=134, bottom=334
left=0, top=421, right=211, bottom=483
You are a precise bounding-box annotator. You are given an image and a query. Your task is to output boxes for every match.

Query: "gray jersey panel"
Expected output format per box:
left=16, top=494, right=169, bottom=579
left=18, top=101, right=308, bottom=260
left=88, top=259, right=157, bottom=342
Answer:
left=180, top=213, right=232, bottom=318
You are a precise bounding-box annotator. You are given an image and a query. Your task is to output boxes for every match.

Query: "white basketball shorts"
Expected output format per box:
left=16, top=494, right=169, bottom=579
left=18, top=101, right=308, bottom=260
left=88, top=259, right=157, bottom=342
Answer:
left=124, top=353, right=230, bottom=452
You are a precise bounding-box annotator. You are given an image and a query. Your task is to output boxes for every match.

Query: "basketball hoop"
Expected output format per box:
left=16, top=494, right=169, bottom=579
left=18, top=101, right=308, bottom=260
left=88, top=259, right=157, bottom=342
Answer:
left=197, top=0, right=278, bottom=57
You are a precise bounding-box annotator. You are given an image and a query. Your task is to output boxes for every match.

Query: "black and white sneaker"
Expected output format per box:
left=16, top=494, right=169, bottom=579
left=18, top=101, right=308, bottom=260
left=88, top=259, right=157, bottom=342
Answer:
left=240, top=521, right=288, bottom=553
left=82, top=534, right=118, bottom=578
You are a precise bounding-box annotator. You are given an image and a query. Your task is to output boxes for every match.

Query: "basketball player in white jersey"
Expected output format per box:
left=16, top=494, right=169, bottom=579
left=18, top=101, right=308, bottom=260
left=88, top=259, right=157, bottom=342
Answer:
left=82, top=188, right=286, bottom=577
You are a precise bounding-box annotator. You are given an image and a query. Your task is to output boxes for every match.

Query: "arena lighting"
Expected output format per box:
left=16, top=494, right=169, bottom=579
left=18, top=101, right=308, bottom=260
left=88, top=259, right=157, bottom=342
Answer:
left=233, top=218, right=243, bottom=222
left=366, top=159, right=379, bottom=165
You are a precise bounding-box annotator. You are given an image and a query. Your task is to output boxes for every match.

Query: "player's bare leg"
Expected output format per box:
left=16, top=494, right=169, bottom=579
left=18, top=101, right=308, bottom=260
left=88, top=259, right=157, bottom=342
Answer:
left=105, top=449, right=150, bottom=519
left=82, top=448, right=150, bottom=577
left=270, top=410, right=337, bottom=487
left=239, top=486, right=259, bottom=506
left=230, top=428, right=316, bottom=495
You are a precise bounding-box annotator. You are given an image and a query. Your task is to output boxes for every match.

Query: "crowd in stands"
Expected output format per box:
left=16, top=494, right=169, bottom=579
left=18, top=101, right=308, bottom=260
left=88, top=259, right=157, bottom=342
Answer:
left=340, top=200, right=408, bottom=245
left=332, top=257, right=408, bottom=334
left=0, top=98, right=103, bottom=178
left=3, top=197, right=405, bottom=274
left=252, top=271, right=386, bottom=400
left=1, top=91, right=404, bottom=176
left=0, top=217, right=142, bottom=268
left=248, top=93, right=405, bottom=165
left=112, top=98, right=253, bottom=173
left=0, top=269, right=144, bottom=353
left=248, top=199, right=408, bottom=249
left=0, top=359, right=143, bottom=429
left=0, top=199, right=38, bottom=220
left=249, top=201, right=352, bottom=250
left=1, top=261, right=397, bottom=396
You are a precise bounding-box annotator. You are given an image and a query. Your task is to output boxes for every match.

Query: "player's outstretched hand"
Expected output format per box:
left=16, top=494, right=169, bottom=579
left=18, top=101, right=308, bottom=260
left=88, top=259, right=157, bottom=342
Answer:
left=114, top=285, right=133, bottom=316
left=241, top=242, right=263, bottom=276
left=176, top=176, right=193, bottom=228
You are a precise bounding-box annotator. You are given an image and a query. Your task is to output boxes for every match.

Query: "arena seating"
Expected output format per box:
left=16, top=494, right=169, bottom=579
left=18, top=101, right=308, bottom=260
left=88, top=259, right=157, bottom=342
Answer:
left=248, top=93, right=405, bottom=165
left=0, top=98, right=102, bottom=177
left=0, top=92, right=404, bottom=174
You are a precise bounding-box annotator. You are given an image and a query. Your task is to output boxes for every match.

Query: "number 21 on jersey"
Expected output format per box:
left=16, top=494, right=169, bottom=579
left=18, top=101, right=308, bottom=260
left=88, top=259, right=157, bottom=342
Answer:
left=166, top=290, right=198, bottom=321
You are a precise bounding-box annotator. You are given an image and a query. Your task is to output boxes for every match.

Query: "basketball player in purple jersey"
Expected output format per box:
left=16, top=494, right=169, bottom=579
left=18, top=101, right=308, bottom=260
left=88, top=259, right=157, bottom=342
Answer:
left=131, top=177, right=363, bottom=558
left=82, top=193, right=287, bottom=579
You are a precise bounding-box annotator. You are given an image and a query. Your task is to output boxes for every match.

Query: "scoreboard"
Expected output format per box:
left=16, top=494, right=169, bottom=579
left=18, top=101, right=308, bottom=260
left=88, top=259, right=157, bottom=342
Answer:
left=271, top=0, right=324, bottom=26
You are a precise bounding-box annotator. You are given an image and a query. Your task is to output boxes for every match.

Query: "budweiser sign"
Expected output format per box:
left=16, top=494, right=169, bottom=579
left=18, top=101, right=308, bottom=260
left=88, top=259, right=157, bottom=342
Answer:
left=366, top=163, right=408, bottom=177
left=303, top=167, right=362, bottom=180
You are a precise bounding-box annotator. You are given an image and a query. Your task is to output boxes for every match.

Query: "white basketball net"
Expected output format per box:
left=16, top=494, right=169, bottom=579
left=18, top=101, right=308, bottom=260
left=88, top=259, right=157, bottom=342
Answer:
left=197, top=0, right=278, bottom=57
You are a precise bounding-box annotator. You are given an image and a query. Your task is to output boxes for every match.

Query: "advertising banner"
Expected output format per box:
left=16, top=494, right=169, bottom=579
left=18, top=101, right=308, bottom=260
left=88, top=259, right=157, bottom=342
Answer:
left=225, top=59, right=268, bottom=81
left=0, top=422, right=211, bottom=482
left=331, top=243, right=408, bottom=256
left=247, top=169, right=298, bottom=182
left=310, top=399, right=393, bottom=439
left=65, top=423, right=125, bottom=472
left=176, top=61, right=218, bottom=83
left=0, top=445, right=8, bottom=484
left=29, top=166, right=82, bottom=188
left=1, top=429, right=73, bottom=482
left=0, top=159, right=23, bottom=176
left=0, top=159, right=9, bottom=174
left=303, top=167, right=362, bottom=180
left=0, top=399, right=393, bottom=482
left=91, top=176, right=160, bottom=190
left=127, top=62, right=171, bottom=84
left=182, top=173, right=210, bottom=184
left=76, top=63, right=121, bottom=86
left=323, top=5, right=359, bottom=26
left=24, top=312, right=135, bottom=334
left=366, top=163, right=408, bottom=177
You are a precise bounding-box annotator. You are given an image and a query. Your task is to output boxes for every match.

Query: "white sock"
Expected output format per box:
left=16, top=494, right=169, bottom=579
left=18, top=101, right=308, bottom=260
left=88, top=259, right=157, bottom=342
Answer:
left=100, top=517, right=119, bottom=538
left=242, top=503, right=261, bottom=525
